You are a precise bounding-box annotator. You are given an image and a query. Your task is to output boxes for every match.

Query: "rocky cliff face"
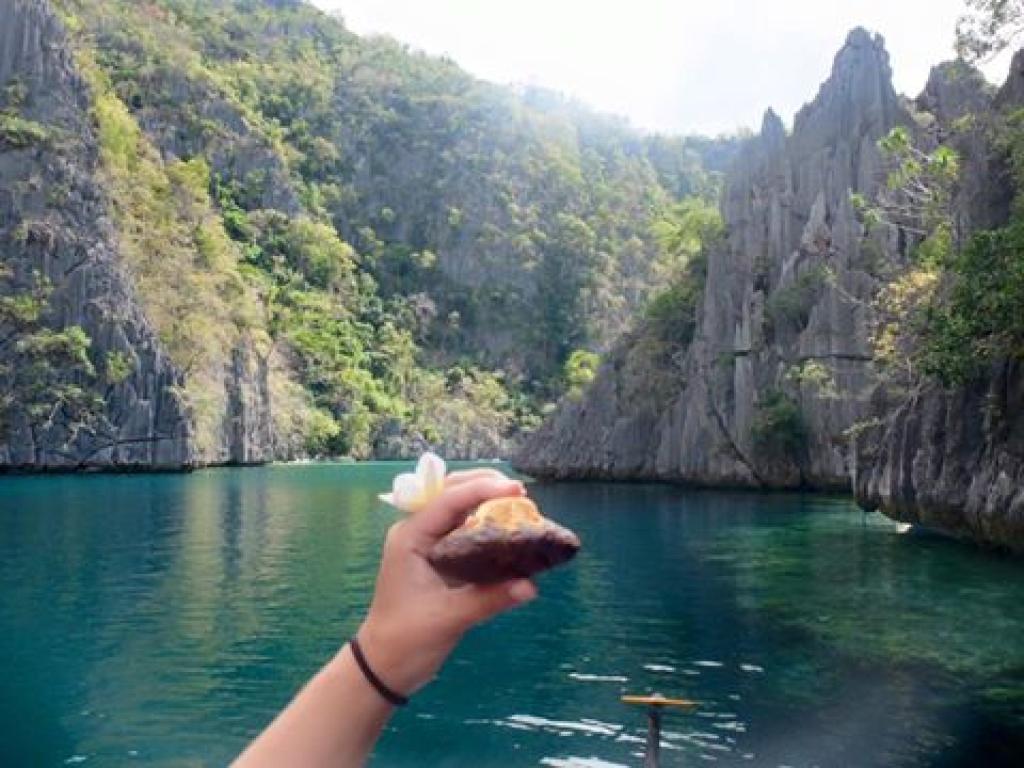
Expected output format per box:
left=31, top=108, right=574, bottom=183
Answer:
left=518, top=29, right=901, bottom=488
left=0, top=0, right=272, bottom=469
left=516, top=30, right=1024, bottom=551
left=851, top=57, right=1024, bottom=552
left=855, top=360, right=1024, bottom=552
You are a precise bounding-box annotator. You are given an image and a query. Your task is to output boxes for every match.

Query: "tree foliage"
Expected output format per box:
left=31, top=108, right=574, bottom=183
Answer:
left=956, top=0, right=1024, bottom=62
left=642, top=197, right=723, bottom=371
left=854, top=104, right=1024, bottom=389
left=918, top=221, right=1024, bottom=384
left=41, top=0, right=733, bottom=457
left=751, top=389, right=807, bottom=459
left=563, top=349, right=601, bottom=400
left=853, top=127, right=961, bottom=384
left=0, top=269, right=101, bottom=441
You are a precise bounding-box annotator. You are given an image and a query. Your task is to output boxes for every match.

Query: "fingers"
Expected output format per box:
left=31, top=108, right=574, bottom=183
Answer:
left=444, top=467, right=510, bottom=487
left=410, top=475, right=525, bottom=540
left=454, top=579, right=537, bottom=627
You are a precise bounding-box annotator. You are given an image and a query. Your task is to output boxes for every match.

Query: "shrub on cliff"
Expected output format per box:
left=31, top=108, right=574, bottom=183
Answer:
left=752, top=390, right=807, bottom=460
left=919, top=220, right=1024, bottom=384
left=0, top=270, right=102, bottom=441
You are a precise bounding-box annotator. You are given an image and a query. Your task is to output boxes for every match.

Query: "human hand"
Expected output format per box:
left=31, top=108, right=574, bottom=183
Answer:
left=356, top=469, right=539, bottom=697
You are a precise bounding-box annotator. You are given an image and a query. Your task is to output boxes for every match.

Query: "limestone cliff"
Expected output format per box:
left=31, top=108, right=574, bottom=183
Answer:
left=855, top=360, right=1024, bottom=552
left=852, top=57, right=1024, bottom=552
left=516, top=30, right=1024, bottom=551
left=518, top=29, right=900, bottom=488
left=0, top=0, right=272, bottom=469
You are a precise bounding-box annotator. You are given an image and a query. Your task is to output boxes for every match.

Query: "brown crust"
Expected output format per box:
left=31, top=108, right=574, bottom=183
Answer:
left=427, top=497, right=580, bottom=583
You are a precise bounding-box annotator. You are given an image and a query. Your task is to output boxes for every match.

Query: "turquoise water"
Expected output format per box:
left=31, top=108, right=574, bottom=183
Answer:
left=0, top=464, right=1022, bottom=767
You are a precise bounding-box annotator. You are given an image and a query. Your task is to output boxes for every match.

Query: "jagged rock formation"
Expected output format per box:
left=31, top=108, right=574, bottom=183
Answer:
left=853, top=57, right=1024, bottom=552
left=518, top=29, right=901, bottom=488
left=0, top=0, right=271, bottom=469
left=2, top=0, right=738, bottom=466
left=516, top=30, right=1024, bottom=552
left=855, top=360, right=1024, bottom=551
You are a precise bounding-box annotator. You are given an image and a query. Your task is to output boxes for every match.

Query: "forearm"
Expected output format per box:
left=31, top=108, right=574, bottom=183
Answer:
left=234, top=469, right=533, bottom=766
left=233, top=644, right=393, bottom=768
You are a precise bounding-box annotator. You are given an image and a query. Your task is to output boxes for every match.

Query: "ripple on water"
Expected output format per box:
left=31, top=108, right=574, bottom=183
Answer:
left=3, top=471, right=1023, bottom=767
left=539, top=757, right=629, bottom=768
left=567, top=672, right=629, bottom=683
left=500, top=714, right=623, bottom=737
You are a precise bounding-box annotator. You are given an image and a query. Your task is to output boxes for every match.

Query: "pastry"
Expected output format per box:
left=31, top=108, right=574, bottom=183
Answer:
left=428, top=496, right=580, bottom=583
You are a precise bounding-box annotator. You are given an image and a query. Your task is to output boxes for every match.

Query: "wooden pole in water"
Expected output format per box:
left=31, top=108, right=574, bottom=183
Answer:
left=645, top=705, right=661, bottom=768
left=621, top=694, right=696, bottom=768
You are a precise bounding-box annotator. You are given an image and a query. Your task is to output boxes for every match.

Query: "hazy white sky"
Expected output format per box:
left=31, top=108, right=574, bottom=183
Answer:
left=311, top=1, right=1013, bottom=136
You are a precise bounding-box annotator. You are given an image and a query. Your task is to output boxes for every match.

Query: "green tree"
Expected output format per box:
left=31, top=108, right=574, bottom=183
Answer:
left=956, top=0, right=1024, bottom=62
left=852, top=127, right=960, bottom=382
left=643, top=197, right=724, bottom=358
left=919, top=220, right=1024, bottom=384
left=651, top=197, right=725, bottom=279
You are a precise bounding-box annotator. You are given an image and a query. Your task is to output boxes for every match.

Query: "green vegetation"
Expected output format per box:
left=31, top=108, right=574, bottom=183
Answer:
left=650, top=196, right=725, bottom=280
left=645, top=197, right=723, bottom=353
left=786, top=360, right=839, bottom=399
left=918, top=221, right=1024, bottom=384
left=103, top=351, right=134, bottom=386
left=765, top=266, right=828, bottom=333
left=908, top=103, right=1024, bottom=384
left=854, top=95, right=1024, bottom=390
left=0, top=269, right=100, bottom=441
left=751, top=389, right=807, bottom=459
left=78, top=48, right=267, bottom=455
left=0, top=76, right=51, bottom=149
left=0, top=114, right=51, bottom=149
left=41, top=0, right=729, bottom=457
left=563, top=349, right=601, bottom=400
left=956, top=0, right=1024, bottom=62
left=854, top=126, right=962, bottom=383
left=645, top=279, right=703, bottom=350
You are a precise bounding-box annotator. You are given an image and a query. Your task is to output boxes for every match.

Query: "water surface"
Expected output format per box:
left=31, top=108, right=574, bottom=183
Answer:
left=0, top=464, right=1022, bottom=766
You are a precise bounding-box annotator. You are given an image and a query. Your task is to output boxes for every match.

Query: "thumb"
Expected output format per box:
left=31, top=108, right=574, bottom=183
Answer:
left=455, top=579, right=537, bottom=628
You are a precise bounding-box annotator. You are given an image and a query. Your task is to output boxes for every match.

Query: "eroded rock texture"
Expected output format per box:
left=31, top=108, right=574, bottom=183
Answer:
left=518, top=30, right=899, bottom=487
left=0, top=0, right=271, bottom=469
left=517, top=30, right=1024, bottom=551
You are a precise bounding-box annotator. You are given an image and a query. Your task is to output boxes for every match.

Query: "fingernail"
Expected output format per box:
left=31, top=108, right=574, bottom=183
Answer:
left=508, top=580, right=536, bottom=604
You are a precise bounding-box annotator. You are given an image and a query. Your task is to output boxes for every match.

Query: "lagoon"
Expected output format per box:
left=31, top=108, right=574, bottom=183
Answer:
left=0, top=464, right=1022, bottom=766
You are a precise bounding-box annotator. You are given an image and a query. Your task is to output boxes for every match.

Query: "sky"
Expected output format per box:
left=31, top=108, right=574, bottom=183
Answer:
left=310, top=0, right=1014, bottom=137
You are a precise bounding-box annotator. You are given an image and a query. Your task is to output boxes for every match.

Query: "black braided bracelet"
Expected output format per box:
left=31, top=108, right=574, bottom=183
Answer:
left=349, top=635, right=409, bottom=708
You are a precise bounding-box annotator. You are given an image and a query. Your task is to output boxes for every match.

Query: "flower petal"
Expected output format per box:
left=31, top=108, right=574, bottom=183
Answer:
left=417, top=451, right=446, bottom=497
left=391, top=472, right=424, bottom=512
left=378, top=492, right=395, bottom=506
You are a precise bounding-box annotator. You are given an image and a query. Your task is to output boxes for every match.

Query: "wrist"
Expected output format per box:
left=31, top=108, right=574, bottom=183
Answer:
left=357, top=616, right=459, bottom=697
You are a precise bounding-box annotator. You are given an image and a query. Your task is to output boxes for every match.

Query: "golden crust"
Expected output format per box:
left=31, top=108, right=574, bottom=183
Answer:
left=428, top=496, right=580, bottom=583
left=461, top=496, right=543, bottom=531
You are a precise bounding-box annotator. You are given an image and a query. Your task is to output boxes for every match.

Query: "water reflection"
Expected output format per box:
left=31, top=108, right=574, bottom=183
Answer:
left=0, top=470, right=1022, bottom=766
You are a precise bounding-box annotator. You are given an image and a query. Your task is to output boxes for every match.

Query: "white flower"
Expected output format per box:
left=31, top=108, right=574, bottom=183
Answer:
left=379, top=452, right=447, bottom=513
